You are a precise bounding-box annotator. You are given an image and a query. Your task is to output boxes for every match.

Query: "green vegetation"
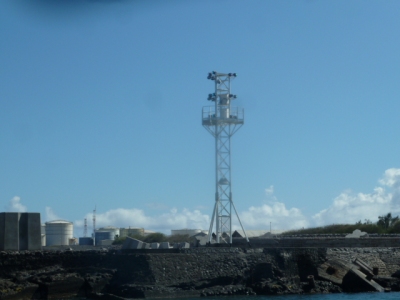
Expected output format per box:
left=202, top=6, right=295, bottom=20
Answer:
left=112, top=233, right=190, bottom=245
left=283, top=212, right=400, bottom=235
left=143, top=232, right=167, bottom=243
left=166, top=234, right=190, bottom=243
left=112, top=237, right=126, bottom=245
left=377, top=212, right=399, bottom=229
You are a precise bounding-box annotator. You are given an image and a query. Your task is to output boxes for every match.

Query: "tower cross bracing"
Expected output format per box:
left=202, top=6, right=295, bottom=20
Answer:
left=202, top=71, right=249, bottom=244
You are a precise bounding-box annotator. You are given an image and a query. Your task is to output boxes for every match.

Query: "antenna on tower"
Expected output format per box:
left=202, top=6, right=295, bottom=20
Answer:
left=93, top=206, right=96, bottom=237
left=84, top=218, right=87, bottom=237
left=202, top=71, right=249, bottom=244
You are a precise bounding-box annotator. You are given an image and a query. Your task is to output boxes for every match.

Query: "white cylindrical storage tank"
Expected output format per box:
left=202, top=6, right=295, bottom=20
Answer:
left=45, top=220, right=73, bottom=246
left=97, top=227, right=120, bottom=237
left=95, top=231, right=115, bottom=246
left=41, top=234, right=46, bottom=247
left=41, top=223, right=46, bottom=246
left=95, top=227, right=119, bottom=246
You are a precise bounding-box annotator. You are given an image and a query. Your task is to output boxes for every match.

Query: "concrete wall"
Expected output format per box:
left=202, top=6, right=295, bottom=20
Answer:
left=27, top=213, right=41, bottom=250
left=0, top=212, right=41, bottom=251
left=0, top=213, right=19, bottom=250
left=229, top=237, right=400, bottom=248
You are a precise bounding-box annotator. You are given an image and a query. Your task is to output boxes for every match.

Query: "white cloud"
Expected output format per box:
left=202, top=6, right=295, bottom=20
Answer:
left=240, top=168, right=400, bottom=231
left=236, top=185, right=310, bottom=231
left=379, top=168, right=400, bottom=189
left=240, top=201, right=309, bottom=231
left=265, top=185, right=274, bottom=195
left=72, top=185, right=309, bottom=234
left=264, top=185, right=278, bottom=202
left=45, top=207, right=61, bottom=221
left=68, top=168, right=400, bottom=235
left=75, top=207, right=210, bottom=234
left=5, top=196, right=27, bottom=212
left=313, top=168, right=400, bottom=226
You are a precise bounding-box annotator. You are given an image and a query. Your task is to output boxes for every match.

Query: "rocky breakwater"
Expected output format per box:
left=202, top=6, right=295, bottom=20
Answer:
left=1, top=247, right=400, bottom=299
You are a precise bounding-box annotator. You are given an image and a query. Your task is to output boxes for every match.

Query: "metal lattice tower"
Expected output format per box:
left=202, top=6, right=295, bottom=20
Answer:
left=202, top=71, right=249, bottom=244
left=84, top=218, right=87, bottom=237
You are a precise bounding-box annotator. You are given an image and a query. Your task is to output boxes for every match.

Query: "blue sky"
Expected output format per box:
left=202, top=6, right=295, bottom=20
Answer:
left=2, top=0, right=400, bottom=236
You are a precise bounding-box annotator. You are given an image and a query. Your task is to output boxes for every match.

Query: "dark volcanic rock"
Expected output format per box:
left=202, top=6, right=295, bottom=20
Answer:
left=373, top=275, right=400, bottom=289
left=301, top=280, right=342, bottom=294
left=392, top=269, right=400, bottom=278
left=0, top=247, right=399, bottom=299
left=0, top=279, right=40, bottom=300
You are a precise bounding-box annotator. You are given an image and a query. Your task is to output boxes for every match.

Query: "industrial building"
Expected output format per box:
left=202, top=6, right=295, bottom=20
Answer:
left=94, top=226, right=119, bottom=246
left=79, top=237, right=94, bottom=245
left=0, top=212, right=41, bottom=251
left=45, top=220, right=73, bottom=246
left=76, top=227, right=143, bottom=246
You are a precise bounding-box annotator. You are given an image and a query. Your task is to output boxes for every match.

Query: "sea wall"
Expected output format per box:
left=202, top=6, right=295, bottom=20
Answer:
left=236, top=237, right=400, bottom=248
left=0, top=247, right=400, bottom=299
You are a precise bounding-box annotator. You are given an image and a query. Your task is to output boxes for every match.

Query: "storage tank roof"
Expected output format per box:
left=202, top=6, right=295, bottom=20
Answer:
left=45, top=220, right=72, bottom=224
left=98, top=226, right=118, bottom=230
left=121, top=227, right=143, bottom=229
